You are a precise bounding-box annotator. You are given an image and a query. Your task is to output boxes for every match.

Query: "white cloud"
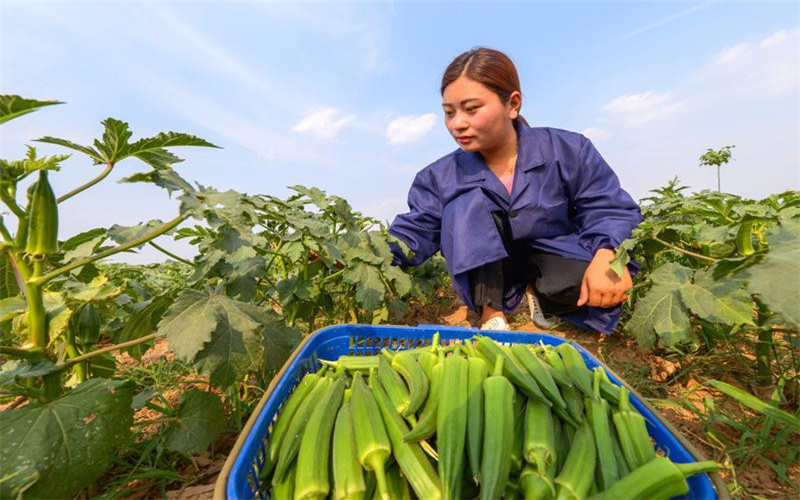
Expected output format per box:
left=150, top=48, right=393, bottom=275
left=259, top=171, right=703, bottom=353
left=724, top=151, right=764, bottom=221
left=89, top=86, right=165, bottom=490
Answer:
left=614, top=2, right=717, bottom=42
left=713, top=42, right=751, bottom=64
left=580, top=127, right=611, bottom=142
left=386, top=113, right=437, bottom=145
left=760, top=29, right=789, bottom=48
left=600, top=91, right=685, bottom=126
left=292, top=108, right=356, bottom=140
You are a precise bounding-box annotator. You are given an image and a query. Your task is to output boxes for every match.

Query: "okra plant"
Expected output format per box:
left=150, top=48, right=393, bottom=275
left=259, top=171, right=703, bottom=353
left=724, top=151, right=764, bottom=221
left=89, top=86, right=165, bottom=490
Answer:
left=0, top=95, right=298, bottom=498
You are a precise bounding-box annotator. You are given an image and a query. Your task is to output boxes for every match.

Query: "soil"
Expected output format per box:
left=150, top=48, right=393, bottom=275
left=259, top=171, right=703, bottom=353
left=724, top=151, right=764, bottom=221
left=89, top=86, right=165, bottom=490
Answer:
left=108, top=290, right=797, bottom=499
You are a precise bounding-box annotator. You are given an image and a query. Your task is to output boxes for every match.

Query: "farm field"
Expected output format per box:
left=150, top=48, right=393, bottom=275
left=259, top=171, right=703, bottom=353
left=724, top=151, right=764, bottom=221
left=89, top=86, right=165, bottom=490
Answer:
left=1, top=96, right=798, bottom=499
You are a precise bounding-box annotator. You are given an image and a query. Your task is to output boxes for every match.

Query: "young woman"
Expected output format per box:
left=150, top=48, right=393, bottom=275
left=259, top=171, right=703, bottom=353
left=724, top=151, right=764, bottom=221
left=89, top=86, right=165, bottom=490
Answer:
left=389, top=47, right=643, bottom=333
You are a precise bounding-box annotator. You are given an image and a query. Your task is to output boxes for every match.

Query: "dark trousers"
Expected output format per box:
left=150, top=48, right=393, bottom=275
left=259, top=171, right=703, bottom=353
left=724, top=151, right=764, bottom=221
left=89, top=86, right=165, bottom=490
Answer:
left=469, top=212, right=589, bottom=316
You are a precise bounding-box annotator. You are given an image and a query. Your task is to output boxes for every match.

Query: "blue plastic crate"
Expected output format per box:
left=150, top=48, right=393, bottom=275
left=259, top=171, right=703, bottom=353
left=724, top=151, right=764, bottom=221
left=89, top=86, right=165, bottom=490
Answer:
left=216, top=324, right=725, bottom=499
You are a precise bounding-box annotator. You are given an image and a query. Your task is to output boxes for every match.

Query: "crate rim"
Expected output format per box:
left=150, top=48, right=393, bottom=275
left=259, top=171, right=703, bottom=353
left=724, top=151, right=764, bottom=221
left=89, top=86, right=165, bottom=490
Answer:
left=213, top=323, right=730, bottom=500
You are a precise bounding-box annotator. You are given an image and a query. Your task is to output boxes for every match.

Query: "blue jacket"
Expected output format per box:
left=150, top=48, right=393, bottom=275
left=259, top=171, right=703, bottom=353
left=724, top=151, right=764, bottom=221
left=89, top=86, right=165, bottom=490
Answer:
left=389, top=122, right=643, bottom=333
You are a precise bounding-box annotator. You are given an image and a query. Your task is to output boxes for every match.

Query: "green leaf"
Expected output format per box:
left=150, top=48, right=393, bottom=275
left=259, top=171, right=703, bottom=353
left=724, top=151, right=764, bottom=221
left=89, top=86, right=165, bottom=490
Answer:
left=0, top=296, right=26, bottom=322
left=0, top=252, right=21, bottom=299
left=107, top=220, right=168, bottom=249
left=63, top=275, right=123, bottom=303
left=744, top=219, right=800, bottom=327
left=343, top=263, right=385, bottom=311
left=61, top=228, right=108, bottom=253
left=93, top=118, right=133, bottom=162
left=288, top=185, right=329, bottom=208
left=158, top=290, right=299, bottom=387
left=120, top=167, right=195, bottom=195
left=0, top=95, right=62, bottom=124
left=382, top=264, right=412, bottom=296
left=162, top=389, right=226, bottom=454
left=117, top=294, right=174, bottom=358
left=0, top=378, right=134, bottom=499
left=127, top=132, right=219, bottom=170
left=43, top=292, right=72, bottom=341
left=35, top=136, right=104, bottom=164
left=0, top=359, right=59, bottom=386
left=706, top=380, right=800, bottom=430
left=626, top=283, right=693, bottom=348
left=679, top=269, right=755, bottom=326
left=649, top=262, right=694, bottom=287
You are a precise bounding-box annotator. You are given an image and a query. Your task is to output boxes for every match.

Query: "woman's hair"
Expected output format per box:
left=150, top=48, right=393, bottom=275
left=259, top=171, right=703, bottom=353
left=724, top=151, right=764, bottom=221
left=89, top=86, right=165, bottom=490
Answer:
left=440, top=47, right=529, bottom=127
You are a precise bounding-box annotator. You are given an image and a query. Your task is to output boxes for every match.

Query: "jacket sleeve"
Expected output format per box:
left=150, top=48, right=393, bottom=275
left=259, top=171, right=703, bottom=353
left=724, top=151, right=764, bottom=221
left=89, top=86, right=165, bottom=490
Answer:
left=564, top=136, right=643, bottom=255
left=389, top=168, right=442, bottom=267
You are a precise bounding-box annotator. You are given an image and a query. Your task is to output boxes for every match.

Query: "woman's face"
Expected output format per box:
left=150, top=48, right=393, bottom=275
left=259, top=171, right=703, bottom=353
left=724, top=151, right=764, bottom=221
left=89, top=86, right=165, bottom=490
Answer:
left=442, top=75, right=520, bottom=153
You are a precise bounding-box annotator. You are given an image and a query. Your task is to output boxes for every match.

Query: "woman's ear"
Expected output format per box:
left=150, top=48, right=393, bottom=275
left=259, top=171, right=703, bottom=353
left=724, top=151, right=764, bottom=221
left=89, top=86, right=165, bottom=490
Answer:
left=508, top=91, right=522, bottom=120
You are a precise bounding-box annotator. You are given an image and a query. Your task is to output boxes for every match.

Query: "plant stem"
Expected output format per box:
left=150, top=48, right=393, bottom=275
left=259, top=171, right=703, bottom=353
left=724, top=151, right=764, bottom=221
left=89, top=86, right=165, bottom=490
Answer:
left=30, top=213, right=189, bottom=286
left=26, top=260, right=47, bottom=349
left=0, top=217, right=13, bottom=242
left=148, top=241, right=195, bottom=266
left=58, top=333, right=159, bottom=369
left=64, top=327, right=87, bottom=383
left=57, top=162, right=114, bottom=203
left=651, top=236, right=718, bottom=262
left=0, top=188, right=26, bottom=219
left=0, top=346, right=45, bottom=359
left=755, top=300, right=773, bottom=386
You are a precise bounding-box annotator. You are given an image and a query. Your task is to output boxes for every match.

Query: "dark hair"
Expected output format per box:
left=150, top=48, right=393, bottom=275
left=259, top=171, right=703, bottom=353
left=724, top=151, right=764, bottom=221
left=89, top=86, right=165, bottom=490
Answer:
left=441, top=47, right=529, bottom=127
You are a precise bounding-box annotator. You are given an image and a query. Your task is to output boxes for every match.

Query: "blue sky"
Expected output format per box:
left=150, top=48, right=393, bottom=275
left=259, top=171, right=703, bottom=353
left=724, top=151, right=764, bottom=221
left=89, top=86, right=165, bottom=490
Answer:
left=1, top=1, right=798, bottom=263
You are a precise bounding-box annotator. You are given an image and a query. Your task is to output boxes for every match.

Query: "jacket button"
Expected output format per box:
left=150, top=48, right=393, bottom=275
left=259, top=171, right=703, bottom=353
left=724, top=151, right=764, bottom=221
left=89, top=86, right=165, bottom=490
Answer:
left=509, top=210, right=518, bottom=218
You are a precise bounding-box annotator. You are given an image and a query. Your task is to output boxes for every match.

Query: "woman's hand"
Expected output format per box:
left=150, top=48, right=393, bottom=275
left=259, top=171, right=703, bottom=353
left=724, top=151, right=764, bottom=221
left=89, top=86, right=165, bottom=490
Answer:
left=577, top=248, right=632, bottom=308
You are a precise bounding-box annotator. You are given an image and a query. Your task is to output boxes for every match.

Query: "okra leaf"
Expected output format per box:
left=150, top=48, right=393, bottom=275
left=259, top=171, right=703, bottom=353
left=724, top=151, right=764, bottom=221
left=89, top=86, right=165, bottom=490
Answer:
left=121, top=167, right=195, bottom=195
left=44, top=291, right=73, bottom=342
left=0, top=378, right=134, bottom=500
left=63, top=275, right=123, bottom=303
left=0, top=95, right=62, bottom=124
left=158, top=289, right=299, bottom=387
left=343, top=262, right=385, bottom=311
left=93, top=118, right=133, bottom=162
left=679, top=269, right=755, bottom=326
left=0, top=359, right=59, bottom=386
left=163, top=389, right=226, bottom=454
left=116, top=293, right=175, bottom=359
left=625, top=283, right=692, bottom=348
left=743, top=219, right=800, bottom=328
left=35, top=136, right=104, bottom=164
left=107, top=219, right=170, bottom=249
left=126, top=131, right=220, bottom=169
left=0, top=296, right=26, bottom=322
left=0, top=252, right=20, bottom=300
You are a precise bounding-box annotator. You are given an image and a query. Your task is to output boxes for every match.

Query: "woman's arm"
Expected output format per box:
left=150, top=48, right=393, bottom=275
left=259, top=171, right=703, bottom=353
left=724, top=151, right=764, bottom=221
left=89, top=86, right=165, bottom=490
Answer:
left=389, top=168, right=443, bottom=268
left=563, top=135, right=642, bottom=307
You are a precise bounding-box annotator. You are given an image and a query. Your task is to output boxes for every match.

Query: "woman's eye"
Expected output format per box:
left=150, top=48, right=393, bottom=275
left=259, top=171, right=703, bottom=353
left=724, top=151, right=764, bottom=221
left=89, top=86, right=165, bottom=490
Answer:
left=465, top=107, right=477, bottom=113
left=444, top=111, right=455, bottom=118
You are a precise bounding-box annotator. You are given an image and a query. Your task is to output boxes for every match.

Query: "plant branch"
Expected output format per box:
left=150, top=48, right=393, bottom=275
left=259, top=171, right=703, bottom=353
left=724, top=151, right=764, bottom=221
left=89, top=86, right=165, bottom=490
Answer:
left=651, top=236, right=718, bottom=262
left=0, top=217, right=13, bottom=242
left=148, top=241, right=195, bottom=267
left=0, top=346, right=45, bottom=360
left=57, top=162, right=114, bottom=203
left=0, top=189, right=26, bottom=219
left=57, top=333, right=159, bottom=369
left=30, top=213, right=189, bottom=286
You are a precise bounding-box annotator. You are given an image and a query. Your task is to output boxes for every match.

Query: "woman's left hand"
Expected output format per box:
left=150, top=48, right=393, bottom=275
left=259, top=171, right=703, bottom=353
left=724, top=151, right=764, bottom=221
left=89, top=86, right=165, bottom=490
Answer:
left=577, top=248, right=632, bottom=308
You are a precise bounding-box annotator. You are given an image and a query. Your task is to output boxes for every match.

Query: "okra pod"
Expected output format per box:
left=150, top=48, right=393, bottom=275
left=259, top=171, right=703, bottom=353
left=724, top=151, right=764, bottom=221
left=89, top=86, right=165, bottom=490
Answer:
left=392, top=351, right=429, bottom=417
left=437, top=346, right=469, bottom=500
left=511, top=344, right=568, bottom=410
left=613, top=386, right=656, bottom=471
left=378, top=355, right=412, bottom=417
left=293, top=377, right=345, bottom=500
left=333, top=400, right=367, bottom=500
left=371, top=372, right=443, bottom=500
left=556, top=343, right=595, bottom=401
left=589, top=457, right=719, bottom=500
left=263, top=371, right=320, bottom=479
left=524, top=400, right=556, bottom=477
left=385, top=464, right=411, bottom=500
left=351, top=372, right=392, bottom=500
left=404, top=355, right=443, bottom=443
left=554, top=422, right=596, bottom=500
left=475, top=336, right=550, bottom=406
left=271, top=464, right=296, bottom=500
left=479, top=357, right=515, bottom=500
left=272, top=376, right=333, bottom=484
left=520, top=465, right=555, bottom=500
left=466, top=356, right=488, bottom=483
left=584, top=369, right=619, bottom=491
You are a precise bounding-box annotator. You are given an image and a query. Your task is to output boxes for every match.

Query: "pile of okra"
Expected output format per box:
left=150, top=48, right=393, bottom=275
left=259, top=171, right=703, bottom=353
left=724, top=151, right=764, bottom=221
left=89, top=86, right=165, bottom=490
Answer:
left=260, top=334, right=719, bottom=500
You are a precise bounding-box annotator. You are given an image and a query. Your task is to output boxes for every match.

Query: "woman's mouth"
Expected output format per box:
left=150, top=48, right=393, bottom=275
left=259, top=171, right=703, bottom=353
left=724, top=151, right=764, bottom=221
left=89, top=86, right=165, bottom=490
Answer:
left=458, top=136, right=473, bottom=145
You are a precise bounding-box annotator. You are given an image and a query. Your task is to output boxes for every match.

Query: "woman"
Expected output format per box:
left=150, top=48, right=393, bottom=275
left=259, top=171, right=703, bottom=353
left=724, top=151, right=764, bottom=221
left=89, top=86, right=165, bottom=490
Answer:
left=389, top=47, right=642, bottom=333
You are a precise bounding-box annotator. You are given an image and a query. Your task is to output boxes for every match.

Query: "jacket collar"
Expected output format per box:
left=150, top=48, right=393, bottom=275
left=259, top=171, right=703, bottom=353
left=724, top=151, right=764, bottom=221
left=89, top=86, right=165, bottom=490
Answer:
left=457, top=120, right=547, bottom=185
